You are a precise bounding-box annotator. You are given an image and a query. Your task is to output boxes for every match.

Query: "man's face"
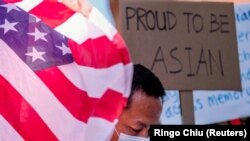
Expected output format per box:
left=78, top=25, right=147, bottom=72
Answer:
left=110, top=90, right=162, bottom=141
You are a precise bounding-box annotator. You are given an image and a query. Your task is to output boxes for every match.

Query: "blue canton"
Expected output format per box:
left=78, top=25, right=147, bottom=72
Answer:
left=0, top=3, right=74, bottom=71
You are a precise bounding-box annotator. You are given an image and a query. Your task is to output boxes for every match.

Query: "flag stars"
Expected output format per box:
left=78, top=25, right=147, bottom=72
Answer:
left=0, top=19, right=18, bottom=34
left=56, top=43, right=71, bottom=55
left=25, top=47, right=46, bottom=62
left=0, top=4, right=20, bottom=13
left=28, top=28, right=48, bottom=42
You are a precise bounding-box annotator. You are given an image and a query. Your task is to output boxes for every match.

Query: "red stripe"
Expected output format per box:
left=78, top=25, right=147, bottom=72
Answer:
left=29, top=1, right=75, bottom=28
left=113, top=33, right=131, bottom=65
left=92, top=89, right=127, bottom=122
left=68, top=33, right=131, bottom=68
left=36, top=67, right=93, bottom=123
left=0, top=75, right=57, bottom=141
left=36, top=67, right=127, bottom=122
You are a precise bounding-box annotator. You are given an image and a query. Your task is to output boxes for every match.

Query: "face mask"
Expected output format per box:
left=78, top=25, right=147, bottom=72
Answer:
left=117, top=133, right=149, bottom=141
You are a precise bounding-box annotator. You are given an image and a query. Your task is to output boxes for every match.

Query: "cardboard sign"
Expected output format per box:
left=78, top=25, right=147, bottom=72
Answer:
left=160, top=3, right=250, bottom=125
left=120, top=0, right=241, bottom=90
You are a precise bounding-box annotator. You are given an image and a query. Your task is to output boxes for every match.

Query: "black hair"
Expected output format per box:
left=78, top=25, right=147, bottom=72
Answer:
left=126, top=64, right=165, bottom=109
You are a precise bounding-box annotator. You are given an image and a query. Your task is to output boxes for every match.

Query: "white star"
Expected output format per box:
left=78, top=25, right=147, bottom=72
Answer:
left=56, top=43, right=71, bottom=55
left=28, top=28, right=48, bottom=42
left=25, top=47, right=46, bottom=62
left=0, top=19, right=18, bottom=34
left=0, top=4, right=20, bottom=13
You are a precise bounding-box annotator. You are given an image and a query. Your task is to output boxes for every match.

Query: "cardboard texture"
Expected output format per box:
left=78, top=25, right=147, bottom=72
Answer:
left=120, top=0, right=241, bottom=90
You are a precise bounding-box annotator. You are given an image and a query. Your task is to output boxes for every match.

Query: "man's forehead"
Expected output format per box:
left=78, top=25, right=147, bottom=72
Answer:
left=126, top=90, right=162, bottom=124
left=131, top=90, right=162, bottom=107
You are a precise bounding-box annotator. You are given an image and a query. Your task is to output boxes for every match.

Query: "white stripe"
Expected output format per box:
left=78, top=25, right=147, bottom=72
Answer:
left=0, top=39, right=86, bottom=141
left=84, top=117, right=117, bottom=141
left=124, top=63, right=133, bottom=97
left=55, top=12, right=91, bottom=44
left=15, top=0, right=43, bottom=11
left=88, top=7, right=117, bottom=41
left=58, top=62, right=86, bottom=91
left=58, top=62, right=131, bottom=98
left=55, top=7, right=116, bottom=44
left=0, top=115, right=24, bottom=141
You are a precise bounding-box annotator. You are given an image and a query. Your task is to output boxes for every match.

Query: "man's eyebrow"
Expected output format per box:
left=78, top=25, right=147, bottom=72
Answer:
left=137, top=121, right=148, bottom=128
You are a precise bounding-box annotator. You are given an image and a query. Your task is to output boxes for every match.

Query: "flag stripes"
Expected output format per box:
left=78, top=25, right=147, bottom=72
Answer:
left=0, top=0, right=133, bottom=140
left=0, top=75, right=58, bottom=141
left=0, top=115, right=24, bottom=141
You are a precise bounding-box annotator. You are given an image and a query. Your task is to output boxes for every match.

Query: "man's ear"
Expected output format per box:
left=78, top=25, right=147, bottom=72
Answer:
left=60, top=0, right=92, bottom=17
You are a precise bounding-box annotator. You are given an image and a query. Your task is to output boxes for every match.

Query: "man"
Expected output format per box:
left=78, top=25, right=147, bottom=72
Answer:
left=110, top=64, right=165, bottom=141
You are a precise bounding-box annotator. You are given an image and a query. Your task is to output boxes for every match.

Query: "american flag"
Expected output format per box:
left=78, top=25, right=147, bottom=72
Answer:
left=0, top=0, right=133, bottom=140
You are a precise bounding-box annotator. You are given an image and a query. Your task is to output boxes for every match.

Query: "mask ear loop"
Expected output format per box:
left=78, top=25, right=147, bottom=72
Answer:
left=115, top=128, right=119, bottom=136
left=114, top=119, right=120, bottom=136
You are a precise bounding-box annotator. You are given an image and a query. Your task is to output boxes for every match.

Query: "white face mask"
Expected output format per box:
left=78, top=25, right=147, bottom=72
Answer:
left=118, top=133, right=149, bottom=141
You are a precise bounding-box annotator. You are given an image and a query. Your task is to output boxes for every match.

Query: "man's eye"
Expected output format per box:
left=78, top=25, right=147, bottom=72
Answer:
left=131, top=128, right=141, bottom=133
